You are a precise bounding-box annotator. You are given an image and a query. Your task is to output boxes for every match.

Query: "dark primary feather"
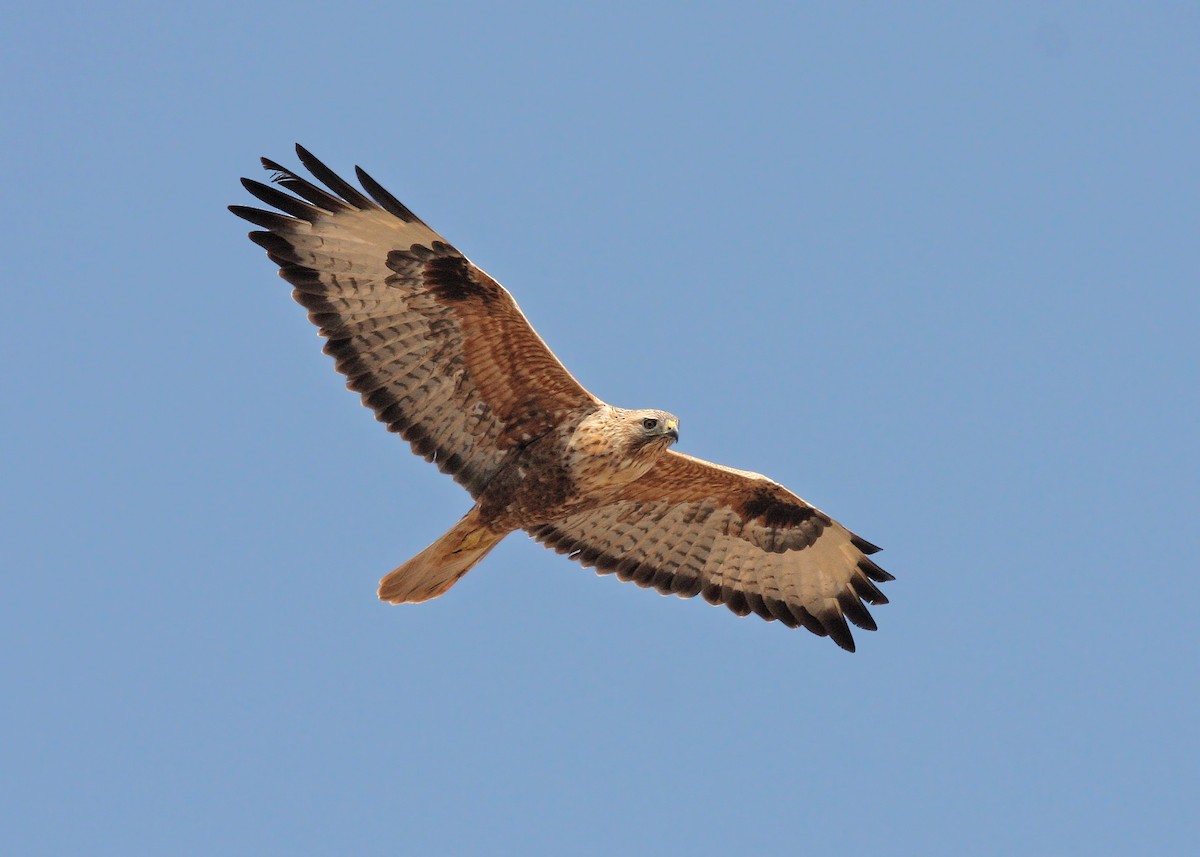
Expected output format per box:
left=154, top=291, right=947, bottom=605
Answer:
left=355, top=165, right=426, bottom=224
left=240, top=177, right=322, bottom=222
left=228, top=205, right=296, bottom=231
left=294, top=144, right=376, bottom=210
left=260, top=157, right=352, bottom=212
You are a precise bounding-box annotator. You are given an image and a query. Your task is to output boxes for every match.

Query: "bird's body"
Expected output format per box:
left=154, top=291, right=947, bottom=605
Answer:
left=232, top=146, right=893, bottom=651
left=477, top=406, right=680, bottom=530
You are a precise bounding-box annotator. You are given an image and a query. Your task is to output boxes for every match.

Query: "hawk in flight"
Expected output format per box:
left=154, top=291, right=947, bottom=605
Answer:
left=232, top=146, right=893, bottom=651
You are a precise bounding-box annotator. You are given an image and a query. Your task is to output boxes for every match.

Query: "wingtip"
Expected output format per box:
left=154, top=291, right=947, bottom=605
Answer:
left=260, top=156, right=292, bottom=182
left=833, top=634, right=857, bottom=654
left=290, top=144, right=374, bottom=209
left=228, top=204, right=295, bottom=229
left=823, top=607, right=858, bottom=652
left=858, top=556, right=895, bottom=583
left=354, top=164, right=425, bottom=223
left=293, top=143, right=322, bottom=176
left=851, top=534, right=883, bottom=555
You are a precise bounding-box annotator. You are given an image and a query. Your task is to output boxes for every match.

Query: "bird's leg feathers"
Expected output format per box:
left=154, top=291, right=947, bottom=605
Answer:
left=378, top=507, right=506, bottom=604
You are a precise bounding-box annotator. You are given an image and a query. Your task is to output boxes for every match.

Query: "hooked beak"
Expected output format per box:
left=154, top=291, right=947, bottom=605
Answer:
left=664, top=418, right=680, bottom=444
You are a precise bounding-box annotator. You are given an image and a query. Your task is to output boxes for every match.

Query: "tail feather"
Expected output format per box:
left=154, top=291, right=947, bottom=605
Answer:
left=378, top=508, right=504, bottom=603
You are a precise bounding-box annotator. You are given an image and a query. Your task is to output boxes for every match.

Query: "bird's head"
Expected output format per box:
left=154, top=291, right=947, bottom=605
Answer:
left=567, top=406, right=681, bottom=490
left=629, top=409, right=680, bottom=447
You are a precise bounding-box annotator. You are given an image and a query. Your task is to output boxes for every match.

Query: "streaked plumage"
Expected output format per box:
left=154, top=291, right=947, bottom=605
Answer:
left=231, top=145, right=893, bottom=651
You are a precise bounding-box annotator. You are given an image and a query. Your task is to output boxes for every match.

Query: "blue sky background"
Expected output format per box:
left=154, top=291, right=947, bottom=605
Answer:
left=3, top=3, right=1197, bottom=854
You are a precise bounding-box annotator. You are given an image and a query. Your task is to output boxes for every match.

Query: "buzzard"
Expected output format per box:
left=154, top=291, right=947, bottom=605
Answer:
left=231, top=146, right=892, bottom=651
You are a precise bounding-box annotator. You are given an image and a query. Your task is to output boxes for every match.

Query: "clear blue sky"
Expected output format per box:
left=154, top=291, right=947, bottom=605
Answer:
left=3, top=3, right=1197, bottom=855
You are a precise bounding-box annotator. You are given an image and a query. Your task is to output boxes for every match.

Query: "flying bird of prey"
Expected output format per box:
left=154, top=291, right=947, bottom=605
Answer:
left=231, top=146, right=892, bottom=651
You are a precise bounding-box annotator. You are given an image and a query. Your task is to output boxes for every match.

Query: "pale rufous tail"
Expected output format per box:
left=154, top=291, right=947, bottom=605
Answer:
left=378, top=507, right=505, bottom=604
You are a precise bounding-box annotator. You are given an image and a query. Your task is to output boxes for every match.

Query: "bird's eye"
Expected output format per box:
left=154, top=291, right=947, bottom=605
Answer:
left=642, top=418, right=659, bottom=431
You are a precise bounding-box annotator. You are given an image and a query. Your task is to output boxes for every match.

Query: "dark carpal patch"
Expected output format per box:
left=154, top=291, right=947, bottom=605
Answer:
left=386, top=245, right=498, bottom=303
left=737, top=487, right=831, bottom=529
left=425, top=253, right=496, bottom=302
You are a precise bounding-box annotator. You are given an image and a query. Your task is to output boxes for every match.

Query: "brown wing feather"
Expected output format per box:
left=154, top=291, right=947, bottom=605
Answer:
left=231, top=146, right=601, bottom=497
left=528, top=451, right=892, bottom=651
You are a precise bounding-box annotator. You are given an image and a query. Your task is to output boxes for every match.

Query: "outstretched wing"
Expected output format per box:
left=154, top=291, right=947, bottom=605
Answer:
left=528, top=451, right=892, bottom=651
left=231, top=145, right=601, bottom=497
